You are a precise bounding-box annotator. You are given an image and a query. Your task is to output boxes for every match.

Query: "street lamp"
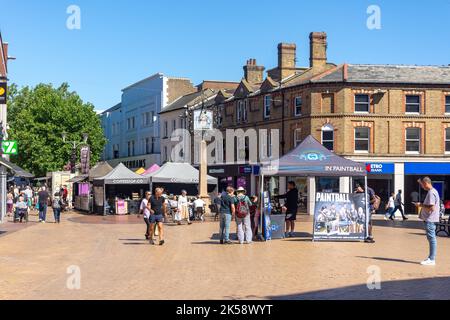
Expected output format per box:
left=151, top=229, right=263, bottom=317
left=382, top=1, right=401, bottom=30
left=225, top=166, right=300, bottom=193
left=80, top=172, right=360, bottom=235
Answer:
left=62, top=132, right=89, bottom=174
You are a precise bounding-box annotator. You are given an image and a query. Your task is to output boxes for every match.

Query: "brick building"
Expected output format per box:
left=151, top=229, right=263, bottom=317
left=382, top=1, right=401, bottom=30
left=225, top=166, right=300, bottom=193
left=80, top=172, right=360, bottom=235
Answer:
left=208, top=31, right=450, bottom=213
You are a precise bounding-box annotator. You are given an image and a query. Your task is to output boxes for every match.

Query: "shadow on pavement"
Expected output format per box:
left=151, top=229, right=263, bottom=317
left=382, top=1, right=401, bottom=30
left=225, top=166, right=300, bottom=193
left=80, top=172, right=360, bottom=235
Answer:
left=356, top=256, right=418, bottom=265
left=267, top=277, right=450, bottom=300
left=372, top=219, right=424, bottom=230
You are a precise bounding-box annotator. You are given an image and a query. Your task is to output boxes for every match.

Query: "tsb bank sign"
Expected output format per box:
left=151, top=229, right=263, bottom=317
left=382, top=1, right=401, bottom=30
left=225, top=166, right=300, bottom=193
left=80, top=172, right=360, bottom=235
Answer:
left=366, top=163, right=395, bottom=174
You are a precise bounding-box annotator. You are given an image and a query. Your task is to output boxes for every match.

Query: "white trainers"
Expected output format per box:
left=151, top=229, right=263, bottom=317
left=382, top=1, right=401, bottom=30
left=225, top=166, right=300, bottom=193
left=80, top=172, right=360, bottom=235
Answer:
left=420, top=259, right=436, bottom=266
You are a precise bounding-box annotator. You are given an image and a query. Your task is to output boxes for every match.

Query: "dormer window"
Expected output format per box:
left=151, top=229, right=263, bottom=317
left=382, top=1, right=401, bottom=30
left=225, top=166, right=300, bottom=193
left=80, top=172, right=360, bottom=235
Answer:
left=264, top=95, right=271, bottom=119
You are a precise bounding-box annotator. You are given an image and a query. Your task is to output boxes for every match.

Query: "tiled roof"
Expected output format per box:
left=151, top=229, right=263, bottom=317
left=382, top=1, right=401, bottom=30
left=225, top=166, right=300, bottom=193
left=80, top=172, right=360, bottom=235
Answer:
left=313, top=64, right=450, bottom=84
left=159, top=91, right=203, bottom=114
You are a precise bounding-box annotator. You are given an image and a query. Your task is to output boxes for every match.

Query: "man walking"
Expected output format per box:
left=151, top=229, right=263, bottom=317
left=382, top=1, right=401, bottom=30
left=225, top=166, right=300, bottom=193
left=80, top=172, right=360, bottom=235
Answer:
left=390, top=190, right=408, bottom=221
left=219, top=186, right=236, bottom=244
left=275, top=181, right=299, bottom=238
left=415, top=177, right=440, bottom=266
left=38, top=186, right=50, bottom=223
left=148, top=188, right=167, bottom=246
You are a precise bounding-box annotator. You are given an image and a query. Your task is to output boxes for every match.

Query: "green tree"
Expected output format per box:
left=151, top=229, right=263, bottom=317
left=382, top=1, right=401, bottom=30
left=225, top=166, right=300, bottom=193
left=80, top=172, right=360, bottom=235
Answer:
left=7, top=83, right=106, bottom=177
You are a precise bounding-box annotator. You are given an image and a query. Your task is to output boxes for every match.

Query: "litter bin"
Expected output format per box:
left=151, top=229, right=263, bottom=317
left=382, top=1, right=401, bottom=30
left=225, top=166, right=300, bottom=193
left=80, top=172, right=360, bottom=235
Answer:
left=270, top=214, right=286, bottom=239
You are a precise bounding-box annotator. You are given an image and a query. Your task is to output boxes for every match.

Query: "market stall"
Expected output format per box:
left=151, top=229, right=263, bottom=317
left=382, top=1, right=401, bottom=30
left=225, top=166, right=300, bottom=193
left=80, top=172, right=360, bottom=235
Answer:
left=146, top=162, right=217, bottom=195
left=93, top=163, right=150, bottom=215
left=260, top=135, right=368, bottom=242
left=69, top=162, right=114, bottom=212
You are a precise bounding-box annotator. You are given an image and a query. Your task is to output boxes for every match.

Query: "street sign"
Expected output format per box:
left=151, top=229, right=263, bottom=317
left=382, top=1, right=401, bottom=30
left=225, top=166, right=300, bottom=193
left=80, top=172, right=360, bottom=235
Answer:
left=1, top=141, right=18, bottom=155
left=0, top=82, right=6, bottom=104
left=193, top=110, right=213, bottom=131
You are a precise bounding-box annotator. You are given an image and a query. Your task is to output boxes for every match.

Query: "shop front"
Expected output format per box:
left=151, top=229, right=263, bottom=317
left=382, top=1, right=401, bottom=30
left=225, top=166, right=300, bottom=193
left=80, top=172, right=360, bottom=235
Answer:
left=207, top=164, right=259, bottom=194
left=365, top=162, right=395, bottom=213
left=404, top=162, right=450, bottom=215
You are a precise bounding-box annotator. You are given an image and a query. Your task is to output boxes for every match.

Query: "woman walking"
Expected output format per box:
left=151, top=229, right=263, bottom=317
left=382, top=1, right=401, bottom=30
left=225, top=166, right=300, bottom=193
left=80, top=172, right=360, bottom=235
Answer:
left=6, top=191, right=14, bottom=217
left=177, top=190, right=191, bottom=225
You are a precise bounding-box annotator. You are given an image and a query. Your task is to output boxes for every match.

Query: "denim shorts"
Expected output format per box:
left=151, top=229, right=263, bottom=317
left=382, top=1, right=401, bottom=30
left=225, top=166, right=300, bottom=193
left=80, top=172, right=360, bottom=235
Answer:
left=149, top=214, right=164, bottom=224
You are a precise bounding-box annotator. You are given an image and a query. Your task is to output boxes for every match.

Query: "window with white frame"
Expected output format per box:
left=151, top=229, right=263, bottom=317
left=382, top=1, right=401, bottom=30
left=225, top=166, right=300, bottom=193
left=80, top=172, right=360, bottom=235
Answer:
left=406, top=95, right=421, bottom=114
left=172, top=119, right=176, bottom=132
left=267, top=131, right=272, bottom=157
left=242, top=100, right=248, bottom=122
left=264, top=95, right=271, bottom=119
left=127, top=140, right=135, bottom=157
left=179, top=117, right=185, bottom=130
left=216, top=106, right=223, bottom=127
left=405, top=128, right=421, bottom=153
left=354, top=127, right=370, bottom=152
left=127, top=117, right=135, bottom=130
left=164, top=146, right=168, bottom=161
left=164, top=121, right=168, bottom=138
left=446, top=96, right=450, bottom=114
left=355, top=94, right=370, bottom=113
left=143, top=112, right=151, bottom=126
left=294, top=129, right=302, bottom=147
left=446, top=128, right=450, bottom=153
left=322, top=124, right=334, bottom=151
left=145, top=137, right=151, bottom=154
left=294, top=97, right=303, bottom=116
left=237, top=101, right=242, bottom=123
left=113, top=144, right=119, bottom=159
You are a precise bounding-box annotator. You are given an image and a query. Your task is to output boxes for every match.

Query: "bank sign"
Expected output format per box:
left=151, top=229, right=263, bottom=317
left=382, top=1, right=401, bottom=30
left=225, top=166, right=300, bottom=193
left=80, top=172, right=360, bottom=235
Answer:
left=366, top=163, right=395, bottom=174
left=1, top=141, right=18, bottom=155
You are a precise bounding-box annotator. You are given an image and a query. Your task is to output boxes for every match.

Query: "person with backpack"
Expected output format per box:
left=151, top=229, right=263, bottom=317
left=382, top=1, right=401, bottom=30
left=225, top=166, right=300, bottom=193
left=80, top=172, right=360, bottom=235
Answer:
left=235, top=187, right=253, bottom=244
left=52, top=192, right=63, bottom=224
left=355, top=183, right=376, bottom=243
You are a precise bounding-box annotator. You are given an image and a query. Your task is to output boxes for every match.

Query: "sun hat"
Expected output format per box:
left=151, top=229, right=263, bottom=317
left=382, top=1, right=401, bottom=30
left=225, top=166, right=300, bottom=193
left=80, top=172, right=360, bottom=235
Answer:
left=236, top=187, right=246, bottom=193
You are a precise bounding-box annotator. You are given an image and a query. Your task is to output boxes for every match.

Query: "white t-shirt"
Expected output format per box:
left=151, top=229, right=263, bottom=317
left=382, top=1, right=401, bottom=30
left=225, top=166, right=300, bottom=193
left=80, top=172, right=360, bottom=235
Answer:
left=193, top=199, right=205, bottom=208
left=140, top=199, right=151, bottom=219
left=388, top=196, right=395, bottom=209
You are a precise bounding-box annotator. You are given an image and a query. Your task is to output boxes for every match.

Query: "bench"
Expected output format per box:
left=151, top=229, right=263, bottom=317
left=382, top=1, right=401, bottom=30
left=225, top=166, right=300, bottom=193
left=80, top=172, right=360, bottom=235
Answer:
left=436, top=217, right=450, bottom=237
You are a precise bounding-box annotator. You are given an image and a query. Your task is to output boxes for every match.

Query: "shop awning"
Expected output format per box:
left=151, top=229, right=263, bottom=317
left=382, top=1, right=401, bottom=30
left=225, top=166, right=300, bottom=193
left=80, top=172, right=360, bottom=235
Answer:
left=94, top=163, right=150, bottom=185
left=0, top=157, right=34, bottom=178
left=261, top=135, right=367, bottom=177
left=146, top=162, right=217, bottom=185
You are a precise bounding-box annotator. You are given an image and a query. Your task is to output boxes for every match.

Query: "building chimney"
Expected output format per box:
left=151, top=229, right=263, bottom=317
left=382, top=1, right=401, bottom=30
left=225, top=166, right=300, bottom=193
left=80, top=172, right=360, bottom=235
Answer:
left=277, top=43, right=297, bottom=80
left=243, top=59, right=265, bottom=84
left=310, top=32, right=327, bottom=69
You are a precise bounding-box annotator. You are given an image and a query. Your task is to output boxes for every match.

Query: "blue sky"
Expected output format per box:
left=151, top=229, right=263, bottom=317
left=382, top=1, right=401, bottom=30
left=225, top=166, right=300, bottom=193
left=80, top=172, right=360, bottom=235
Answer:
left=1, top=0, right=450, bottom=110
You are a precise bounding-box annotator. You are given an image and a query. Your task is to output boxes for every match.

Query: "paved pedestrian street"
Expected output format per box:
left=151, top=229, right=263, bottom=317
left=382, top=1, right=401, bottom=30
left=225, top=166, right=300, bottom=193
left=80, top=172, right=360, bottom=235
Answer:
left=0, top=212, right=449, bottom=300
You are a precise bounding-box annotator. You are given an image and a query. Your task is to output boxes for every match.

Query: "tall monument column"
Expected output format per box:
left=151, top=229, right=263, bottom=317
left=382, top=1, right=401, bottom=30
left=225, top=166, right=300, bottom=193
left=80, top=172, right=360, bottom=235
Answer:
left=198, top=139, right=211, bottom=215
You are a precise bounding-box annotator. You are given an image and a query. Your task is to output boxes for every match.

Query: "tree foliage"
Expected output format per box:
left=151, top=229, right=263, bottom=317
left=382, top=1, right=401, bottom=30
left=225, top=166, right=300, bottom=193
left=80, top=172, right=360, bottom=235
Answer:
left=6, top=83, right=106, bottom=177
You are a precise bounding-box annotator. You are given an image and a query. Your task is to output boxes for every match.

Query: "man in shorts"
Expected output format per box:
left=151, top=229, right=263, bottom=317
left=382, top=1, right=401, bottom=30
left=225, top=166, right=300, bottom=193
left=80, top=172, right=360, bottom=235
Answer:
left=148, top=188, right=167, bottom=246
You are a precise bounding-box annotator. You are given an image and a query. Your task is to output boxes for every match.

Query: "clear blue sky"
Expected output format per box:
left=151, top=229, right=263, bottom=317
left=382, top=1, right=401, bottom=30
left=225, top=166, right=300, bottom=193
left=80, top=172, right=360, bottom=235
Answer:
left=1, top=0, right=450, bottom=110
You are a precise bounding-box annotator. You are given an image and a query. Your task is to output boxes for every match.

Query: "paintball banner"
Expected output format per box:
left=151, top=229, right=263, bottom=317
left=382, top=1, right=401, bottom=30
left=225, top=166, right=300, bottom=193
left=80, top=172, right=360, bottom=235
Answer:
left=313, top=192, right=367, bottom=241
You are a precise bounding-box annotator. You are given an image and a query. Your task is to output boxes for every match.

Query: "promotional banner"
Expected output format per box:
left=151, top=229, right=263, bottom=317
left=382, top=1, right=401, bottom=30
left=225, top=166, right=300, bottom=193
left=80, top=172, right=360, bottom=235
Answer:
left=313, top=192, right=367, bottom=241
left=80, top=146, right=90, bottom=175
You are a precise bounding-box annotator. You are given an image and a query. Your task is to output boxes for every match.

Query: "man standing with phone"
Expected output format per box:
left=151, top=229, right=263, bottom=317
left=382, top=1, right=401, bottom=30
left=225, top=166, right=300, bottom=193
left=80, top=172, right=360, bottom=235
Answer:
left=415, top=177, right=440, bottom=266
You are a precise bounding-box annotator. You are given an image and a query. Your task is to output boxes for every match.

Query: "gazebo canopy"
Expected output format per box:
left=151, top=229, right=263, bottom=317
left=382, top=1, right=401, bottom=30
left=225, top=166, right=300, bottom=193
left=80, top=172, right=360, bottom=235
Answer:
left=261, top=135, right=367, bottom=177
left=146, top=162, right=217, bottom=185
left=142, top=164, right=160, bottom=175
left=135, top=167, right=146, bottom=175
left=94, top=163, right=149, bottom=185
left=89, top=162, right=114, bottom=182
